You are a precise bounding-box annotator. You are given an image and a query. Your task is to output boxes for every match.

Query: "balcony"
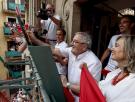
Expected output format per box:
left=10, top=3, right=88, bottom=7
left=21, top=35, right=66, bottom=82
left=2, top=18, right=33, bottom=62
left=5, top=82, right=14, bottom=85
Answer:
left=3, top=27, right=12, bottom=36
left=5, top=51, right=22, bottom=58
left=2, top=0, right=25, bottom=14
left=8, top=3, right=25, bottom=12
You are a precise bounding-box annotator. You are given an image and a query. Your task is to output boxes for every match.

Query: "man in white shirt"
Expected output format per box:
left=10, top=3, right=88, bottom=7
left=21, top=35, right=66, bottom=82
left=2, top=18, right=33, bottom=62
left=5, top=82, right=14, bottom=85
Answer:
left=101, top=15, right=135, bottom=72
left=54, top=28, right=68, bottom=82
left=40, top=3, right=61, bottom=46
left=56, top=32, right=102, bottom=102
left=28, top=31, right=102, bottom=102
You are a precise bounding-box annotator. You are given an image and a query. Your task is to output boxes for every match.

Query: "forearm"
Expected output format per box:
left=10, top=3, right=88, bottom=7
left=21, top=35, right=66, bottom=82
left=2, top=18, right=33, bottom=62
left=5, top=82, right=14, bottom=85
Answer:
left=50, top=16, right=61, bottom=27
left=101, top=48, right=111, bottom=63
left=69, top=83, right=80, bottom=94
left=28, top=31, right=50, bottom=46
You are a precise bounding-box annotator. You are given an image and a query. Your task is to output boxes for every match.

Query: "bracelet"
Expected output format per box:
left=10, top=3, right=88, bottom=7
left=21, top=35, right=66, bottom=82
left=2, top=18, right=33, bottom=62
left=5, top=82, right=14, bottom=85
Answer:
left=66, top=82, right=71, bottom=89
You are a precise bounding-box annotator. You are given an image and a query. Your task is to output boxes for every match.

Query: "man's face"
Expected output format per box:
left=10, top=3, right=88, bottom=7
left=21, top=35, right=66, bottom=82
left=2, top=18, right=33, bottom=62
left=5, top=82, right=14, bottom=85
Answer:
left=56, top=30, right=65, bottom=43
left=46, top=4, right=54, bottom=16
left=71, top=34, right=87, bottom=56
left=119, top=17, right=132, bottom=34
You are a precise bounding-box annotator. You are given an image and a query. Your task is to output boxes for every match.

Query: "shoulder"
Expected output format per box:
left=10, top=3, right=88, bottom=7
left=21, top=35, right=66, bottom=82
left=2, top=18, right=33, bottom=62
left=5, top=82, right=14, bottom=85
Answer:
left=61, top=41, right=68, bottom=47
left=54, top=14, right=61, bottom=20
left=111, top=34, right=121, bottom=40
left=105, top=68, right=121, bottom=80
left=84, top=51, right=101, bottom=65
left=40, top=20, right=45, bottom=23
left=87, top=51, right=100, bottom=60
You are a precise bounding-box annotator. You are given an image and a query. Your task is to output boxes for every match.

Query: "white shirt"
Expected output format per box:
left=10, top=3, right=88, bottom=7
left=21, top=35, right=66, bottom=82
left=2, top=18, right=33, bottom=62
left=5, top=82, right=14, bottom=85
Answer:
left=55, top=41, right=68, bottom=75
left=40, top=15, right=61, bottom=40
left=99, top=68, right=135, bottom=102
left=60, top=47, right=102, bottom=102
left=105, top=35, right=121, bottom=71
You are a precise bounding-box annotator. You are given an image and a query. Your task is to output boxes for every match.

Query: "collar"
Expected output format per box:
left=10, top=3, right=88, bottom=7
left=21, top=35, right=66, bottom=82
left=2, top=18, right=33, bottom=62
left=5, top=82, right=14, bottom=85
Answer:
left=75, top=50, right=90, bottom=60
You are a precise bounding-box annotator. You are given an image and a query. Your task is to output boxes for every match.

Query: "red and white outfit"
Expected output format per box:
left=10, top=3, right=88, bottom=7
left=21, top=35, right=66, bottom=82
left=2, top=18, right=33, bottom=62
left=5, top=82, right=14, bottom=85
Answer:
left=60, top=47, right=102, bottom=102
left=99, top=68, right=135, bottom=102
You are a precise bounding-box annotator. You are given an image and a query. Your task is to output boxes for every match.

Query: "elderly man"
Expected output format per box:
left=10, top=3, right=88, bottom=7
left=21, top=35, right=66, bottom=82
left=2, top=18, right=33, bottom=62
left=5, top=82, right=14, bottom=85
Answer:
left=55, top=32, right=102, bottom=102
left=29, top=31, right=102, bottom=102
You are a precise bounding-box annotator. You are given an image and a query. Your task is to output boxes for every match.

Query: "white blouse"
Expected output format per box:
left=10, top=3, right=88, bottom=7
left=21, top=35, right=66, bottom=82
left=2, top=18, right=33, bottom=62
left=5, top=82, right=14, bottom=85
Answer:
left=99, top=68, right=135, bottom=102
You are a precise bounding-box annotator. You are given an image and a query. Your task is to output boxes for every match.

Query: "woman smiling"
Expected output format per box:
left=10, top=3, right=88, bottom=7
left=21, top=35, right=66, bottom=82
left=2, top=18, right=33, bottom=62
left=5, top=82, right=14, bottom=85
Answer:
left=99, top=35, right=135, bottom=102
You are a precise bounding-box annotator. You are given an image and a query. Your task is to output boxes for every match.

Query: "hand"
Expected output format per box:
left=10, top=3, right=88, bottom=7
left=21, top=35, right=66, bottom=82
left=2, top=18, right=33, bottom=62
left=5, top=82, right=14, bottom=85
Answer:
left=61, top=57, right=68, bottom=65
left=27, top=31, right=36, bottom=40
left=61, top=75, right=68, bottom=87
left=80, top=63, right=87, bottom=69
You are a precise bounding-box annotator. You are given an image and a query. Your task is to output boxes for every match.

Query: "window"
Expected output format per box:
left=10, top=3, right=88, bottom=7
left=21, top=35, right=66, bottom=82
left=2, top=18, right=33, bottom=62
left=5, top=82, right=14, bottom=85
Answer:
left=20, top=0, right=25, bottom=4
left=8, top=17, right=16, bottom=24
left=8, top=0, right=15, bottom=3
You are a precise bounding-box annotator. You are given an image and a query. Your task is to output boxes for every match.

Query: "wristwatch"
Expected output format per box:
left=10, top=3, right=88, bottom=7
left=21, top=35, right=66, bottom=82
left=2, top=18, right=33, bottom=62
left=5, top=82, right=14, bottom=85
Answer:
left=66, top=82, right=71, bottom=89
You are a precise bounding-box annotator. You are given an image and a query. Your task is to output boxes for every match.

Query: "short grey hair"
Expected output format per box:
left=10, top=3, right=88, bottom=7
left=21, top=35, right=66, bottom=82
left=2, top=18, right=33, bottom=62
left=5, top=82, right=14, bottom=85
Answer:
left=75, top=32, right=92, bottom=49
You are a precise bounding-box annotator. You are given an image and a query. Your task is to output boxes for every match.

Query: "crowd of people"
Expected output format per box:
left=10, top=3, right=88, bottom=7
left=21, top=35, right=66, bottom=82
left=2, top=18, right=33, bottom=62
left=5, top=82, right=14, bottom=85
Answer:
left=4, top=3, right=135, bottom=102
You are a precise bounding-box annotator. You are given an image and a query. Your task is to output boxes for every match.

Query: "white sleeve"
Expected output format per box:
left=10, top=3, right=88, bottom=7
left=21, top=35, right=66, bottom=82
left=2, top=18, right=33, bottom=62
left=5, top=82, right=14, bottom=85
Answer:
left=88, top=61, right=102, bottom=82
left=54, top=15, right=61, bottom=20
left=40, top=20, right=45, bottom=29
left=108, top=36, right=113, bottom=49
left=59, top=47, right=70, bottom=58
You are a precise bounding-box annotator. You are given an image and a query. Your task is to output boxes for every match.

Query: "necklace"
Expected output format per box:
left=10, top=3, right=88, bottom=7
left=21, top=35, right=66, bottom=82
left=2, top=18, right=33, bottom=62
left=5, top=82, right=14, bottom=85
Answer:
left=112, top=72, right=129, bottom=85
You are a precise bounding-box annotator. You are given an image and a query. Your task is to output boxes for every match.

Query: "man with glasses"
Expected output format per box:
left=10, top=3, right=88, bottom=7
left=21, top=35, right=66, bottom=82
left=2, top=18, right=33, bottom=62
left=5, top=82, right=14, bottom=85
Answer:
left=55, top=32, right=102, bottom=102
left=28, top=31, right=102, bottom=102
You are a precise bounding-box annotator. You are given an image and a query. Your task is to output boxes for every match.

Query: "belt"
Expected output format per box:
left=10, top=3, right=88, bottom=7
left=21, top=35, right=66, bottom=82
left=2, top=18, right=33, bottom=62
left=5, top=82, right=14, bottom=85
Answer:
left=48, top=39, right=56, bottom=42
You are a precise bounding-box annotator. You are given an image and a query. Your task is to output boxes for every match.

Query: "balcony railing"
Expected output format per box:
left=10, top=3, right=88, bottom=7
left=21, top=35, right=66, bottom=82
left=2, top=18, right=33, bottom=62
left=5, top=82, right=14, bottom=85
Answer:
left=3, top=27, right=12, bottom=36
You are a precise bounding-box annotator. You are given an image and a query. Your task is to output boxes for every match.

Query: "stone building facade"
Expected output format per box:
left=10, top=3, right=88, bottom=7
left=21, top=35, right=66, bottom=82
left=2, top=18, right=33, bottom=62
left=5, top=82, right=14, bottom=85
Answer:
left=27, top=0, right=135, bottom=56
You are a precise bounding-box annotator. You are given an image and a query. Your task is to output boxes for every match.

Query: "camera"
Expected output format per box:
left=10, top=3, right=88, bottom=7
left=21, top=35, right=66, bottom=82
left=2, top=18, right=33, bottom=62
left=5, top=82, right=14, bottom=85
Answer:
left=37, top=9, right=48, bottom=20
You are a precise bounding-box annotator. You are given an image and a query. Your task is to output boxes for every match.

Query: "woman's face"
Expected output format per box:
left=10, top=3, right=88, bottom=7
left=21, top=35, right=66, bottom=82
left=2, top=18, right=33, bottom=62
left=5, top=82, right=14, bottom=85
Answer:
left=111, top=38, right=126, bottom=62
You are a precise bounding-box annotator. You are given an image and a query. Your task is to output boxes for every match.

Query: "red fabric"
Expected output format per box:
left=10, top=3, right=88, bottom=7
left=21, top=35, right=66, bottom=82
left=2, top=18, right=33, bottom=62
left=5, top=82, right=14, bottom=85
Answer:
left=17, top=25, right=22, bottom=33
left=63, top=87, right=74, bottom=102
left=25, top=23, right=29, bottom=30
left=79, top=64, right=106, bottom=102
left=101, top=69, right=111, bottom=76
left=0, top=92, right=9, bottom=102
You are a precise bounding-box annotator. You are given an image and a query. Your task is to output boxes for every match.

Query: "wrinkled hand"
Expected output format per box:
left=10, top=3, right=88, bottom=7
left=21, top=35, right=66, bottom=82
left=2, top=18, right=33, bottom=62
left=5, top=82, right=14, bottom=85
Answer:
left=61, top=75, right=68, bottom=87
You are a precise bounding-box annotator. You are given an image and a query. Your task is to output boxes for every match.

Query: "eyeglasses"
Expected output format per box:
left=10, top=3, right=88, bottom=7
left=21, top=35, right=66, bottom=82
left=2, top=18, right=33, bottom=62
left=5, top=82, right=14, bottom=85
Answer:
left=72, top=40, right=85, bottom=45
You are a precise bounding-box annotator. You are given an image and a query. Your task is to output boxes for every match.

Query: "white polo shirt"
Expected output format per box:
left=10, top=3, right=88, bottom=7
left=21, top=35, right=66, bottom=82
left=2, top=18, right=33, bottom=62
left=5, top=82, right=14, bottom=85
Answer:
left=55, top=41, right=68, bottom=75
left=40, top=14, right=61, bottom=40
